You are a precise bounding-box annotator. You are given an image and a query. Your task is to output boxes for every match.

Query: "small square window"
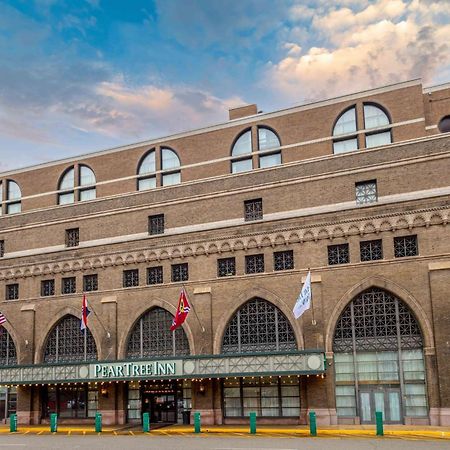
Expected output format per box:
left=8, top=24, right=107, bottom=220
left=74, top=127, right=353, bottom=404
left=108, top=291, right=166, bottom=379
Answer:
left=0, top=240, right=4, bottom=257
left=62, top=277, right=76, bottom=294
left=328, top=244, right=349, bottom=265
left=83, top=274, right=98, bottom=292
left=360, top=240, right=383, bottom=262
left=123, top=269, right=139, bottom=288
left=244, top=198, right=263, bottom=221
left=149, top=214, right=165, bottom=235
left=6, top=283, right=19, bottom=300
left=355, top=180, right=377, bottom=205
left=147, top=266, right=163, bottom=285
left=217, top=257, right=236, bottom=277
left=245, top=254, right=265, bottom=274
left=394, top=235, right=418, bottom=258
left=66, top=228, right=80, bottom=247
left=274, top=250, right=294, bottom=271
left=41, top=279, right=55, bottom=297
left=171, top=263, right=188, bottom=282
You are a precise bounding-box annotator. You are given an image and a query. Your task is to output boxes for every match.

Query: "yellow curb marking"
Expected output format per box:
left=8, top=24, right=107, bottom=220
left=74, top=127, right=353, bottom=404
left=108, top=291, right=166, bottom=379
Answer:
left=129, top=431, right=134, bottom=436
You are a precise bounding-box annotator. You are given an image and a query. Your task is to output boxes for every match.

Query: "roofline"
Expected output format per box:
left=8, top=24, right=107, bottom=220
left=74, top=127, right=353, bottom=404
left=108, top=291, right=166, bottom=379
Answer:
left=423, top=81, right=450, bottom=94
left=0, top=78, right=423, bottom=177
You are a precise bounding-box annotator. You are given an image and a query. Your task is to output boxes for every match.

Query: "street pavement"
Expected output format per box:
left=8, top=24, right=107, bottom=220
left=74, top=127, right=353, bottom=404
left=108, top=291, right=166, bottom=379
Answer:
left=0, top=435, right=450, bottom=450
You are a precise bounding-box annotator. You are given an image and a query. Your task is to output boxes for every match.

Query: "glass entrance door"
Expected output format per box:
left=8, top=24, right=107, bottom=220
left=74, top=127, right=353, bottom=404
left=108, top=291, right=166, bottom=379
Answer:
left=141, top=381, right=177, bottom=424
left=359, top=387, right=402, bottom=424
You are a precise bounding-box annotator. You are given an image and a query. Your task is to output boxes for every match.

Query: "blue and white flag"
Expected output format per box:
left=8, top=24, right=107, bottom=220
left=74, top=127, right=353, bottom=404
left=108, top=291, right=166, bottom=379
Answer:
left=293, top=271, right=312, bottom=319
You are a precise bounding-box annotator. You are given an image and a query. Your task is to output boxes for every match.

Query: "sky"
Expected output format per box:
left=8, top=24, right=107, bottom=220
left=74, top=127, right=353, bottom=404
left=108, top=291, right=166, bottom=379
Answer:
left=0, top=0, right=450, bottom=171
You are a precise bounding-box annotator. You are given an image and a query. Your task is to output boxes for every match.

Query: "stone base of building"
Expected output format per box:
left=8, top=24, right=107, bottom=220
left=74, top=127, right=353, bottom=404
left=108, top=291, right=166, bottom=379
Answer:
left=429, top=408, right=450, bottom=426
left=224, top=417, right=302, bottom=425
left=307, top=408, right=337, bottom=426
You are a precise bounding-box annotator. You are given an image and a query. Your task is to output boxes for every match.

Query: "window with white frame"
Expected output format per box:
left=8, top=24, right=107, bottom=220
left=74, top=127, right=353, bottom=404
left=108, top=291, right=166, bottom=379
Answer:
left=57, top=165, right=96, bottom=205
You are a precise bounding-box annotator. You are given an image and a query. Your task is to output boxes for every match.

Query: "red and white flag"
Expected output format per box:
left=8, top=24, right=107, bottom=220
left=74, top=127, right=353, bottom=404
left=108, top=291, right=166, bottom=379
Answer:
left=170, top=287, right=191, bottom=331
left=80, top=294, right=91, bottom=331
left=0, top=311, right=6, bottom=326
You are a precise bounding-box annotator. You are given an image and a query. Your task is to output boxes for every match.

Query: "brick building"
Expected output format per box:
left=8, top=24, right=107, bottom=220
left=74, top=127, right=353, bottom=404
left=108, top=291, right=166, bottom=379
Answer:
left=0, top=78, right=450, bottom=426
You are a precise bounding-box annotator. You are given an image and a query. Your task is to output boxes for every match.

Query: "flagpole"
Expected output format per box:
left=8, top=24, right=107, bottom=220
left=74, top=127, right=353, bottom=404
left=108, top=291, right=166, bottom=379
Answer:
left=85, top=295, right=111, bottom=338
left=183, top=284, right=205, bottom=333
left=308, top=268, right=317, bottom=326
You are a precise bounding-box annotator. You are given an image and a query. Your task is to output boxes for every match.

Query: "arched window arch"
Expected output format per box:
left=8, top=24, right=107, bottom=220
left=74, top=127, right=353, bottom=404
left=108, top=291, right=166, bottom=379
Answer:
left=0, top=180, right=22, bottom=215
left=161, top=148, right=181, bottom=186
left=43, top=315, right=97, bottom=363
left=0, top=328, right=17, bottom=365
left=333, top=288, right=427, bottom=423
left=126, top=307, right=190, bottom=358
left=332, top=106, right=358, bottom=154
left=258, top=126, right=282, bottom=168
left=137, top=149, right=156, bottom=191
left=363, top=103, right=392, bottom=148
left=57, top=164, right=96, bottom=205
left=222, top=298, right=297, bottom=353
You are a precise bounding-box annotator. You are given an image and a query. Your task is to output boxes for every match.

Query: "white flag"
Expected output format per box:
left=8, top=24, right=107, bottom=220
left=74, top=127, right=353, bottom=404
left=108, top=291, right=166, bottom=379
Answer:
left=293, top=271, right=312, bottom=319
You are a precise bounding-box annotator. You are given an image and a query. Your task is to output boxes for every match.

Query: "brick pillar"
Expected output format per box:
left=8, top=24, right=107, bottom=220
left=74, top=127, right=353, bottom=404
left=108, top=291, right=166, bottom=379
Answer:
left=16, top=386, right=32, bottom=425
left=192, top=287, right=212, bottom=355
left=98, top=383, right=119, bottom=425
left=20, top=304, right=36, bottom=364
left=100, top=296, right=117, bottom=360
left=191, top=379, right=217, bottom=424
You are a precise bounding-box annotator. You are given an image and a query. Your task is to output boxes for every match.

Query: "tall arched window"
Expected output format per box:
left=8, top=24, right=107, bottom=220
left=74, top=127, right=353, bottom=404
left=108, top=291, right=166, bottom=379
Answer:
left=126, top=307, right=190, bottom=358
left=137, top=148, right=181, bottom=191
left=0, top=180, right=22, bottom=215
left=0, top=328, right=17, bottom=365
left=43, top=315, right=97, bottom=363
left=333, top=288, right=427, bottom=424
left=231, top=127, right=282, bottom=173
left=222, top=298, right=297, bottom=353
left=363, top=104, right=392, bottom=148
left=332, top=106, right=358, bottom=154
left=57, top=164, right=96, bottom=205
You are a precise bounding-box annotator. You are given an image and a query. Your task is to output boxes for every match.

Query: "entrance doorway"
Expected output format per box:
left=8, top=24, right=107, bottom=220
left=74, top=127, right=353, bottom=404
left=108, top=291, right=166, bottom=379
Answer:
left=141, top=381, right=177, bottom=424
left=359, top=387, right=402, bottom=424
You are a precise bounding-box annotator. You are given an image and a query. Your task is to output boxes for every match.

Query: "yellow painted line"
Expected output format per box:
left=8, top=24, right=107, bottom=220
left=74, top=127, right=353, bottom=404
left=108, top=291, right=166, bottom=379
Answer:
left=129, top=431, right=134, bottom=436
left=23, top=431, right=30, bottom=435
left=83, top=431, right=86, bottom=435
left=114, top=431, right=117, bottom=436
left=37, top=431, right=44, bottom=435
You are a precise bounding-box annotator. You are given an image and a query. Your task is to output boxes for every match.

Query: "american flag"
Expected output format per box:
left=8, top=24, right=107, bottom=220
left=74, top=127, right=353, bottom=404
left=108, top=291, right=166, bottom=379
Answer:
left=0, top=311, right=6, bottom=325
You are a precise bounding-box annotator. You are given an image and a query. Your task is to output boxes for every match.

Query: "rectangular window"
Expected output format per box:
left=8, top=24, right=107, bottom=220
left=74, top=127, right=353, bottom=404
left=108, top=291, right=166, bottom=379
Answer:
left=123, top=269, right=139, bottom=288
left=148, top=214, right=165, bottom=235
left=171, top=263, right=188, bottom=282
left=274, top=250, right=294, bottom=271
left=41, top=279, right=55, bottom=297
left=83, top=274, right=98, bottom=292
left=62, top=277, right=76, bottom=295
left=65, top=228, right=79, bottom=247
left=360, top=239, right=383, bottom=262
left=147, top=266, right=163, bottom=285
left=0, top=240, right=4, bottom=257
left=355, top=180, right=377, bottom=205
left=217, top=257, right=236, bottom=277
left=6, top=283, right=19, bottom=300
left=245, top=254, right=265, bottom=274
left=394, top=235, right=418, bottom=258
left=244, top=198, right=263, bottom=221
left=328, top=244, right=350, bottom=265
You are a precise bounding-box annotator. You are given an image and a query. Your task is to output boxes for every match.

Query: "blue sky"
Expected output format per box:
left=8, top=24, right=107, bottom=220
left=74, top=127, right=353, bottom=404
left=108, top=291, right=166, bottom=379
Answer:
left=1, top=0, right=449, bottom=171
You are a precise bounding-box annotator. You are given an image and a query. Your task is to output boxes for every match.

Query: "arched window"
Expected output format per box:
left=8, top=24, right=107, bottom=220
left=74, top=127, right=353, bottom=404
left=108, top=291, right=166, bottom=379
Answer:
left=438, top=115, right=450, bottom=133
left=231, top=129, right=253, bottom=173
left=43, top=315, right=97, bottom=363
left=0, top=180, right=22, bottom=215
left=57, top=164, right=96, bottom=205
left=137, top=148, right=181, bottom=191
left=0, top=328, right=17, bottom=365
left=137, top=149, right=156, bottom=191
left=258, top=127, right=282, bottom=168
left=363, top=104, right=392, bottom=148
left=161, top=148, right=181, bottom=186
left=222, top=298, right=297, bottom=353
left=333, top=106, right=358, bottom=154
left=333, top=288, right=427, bottom=423
left=126, top=307, right=190, bottom=358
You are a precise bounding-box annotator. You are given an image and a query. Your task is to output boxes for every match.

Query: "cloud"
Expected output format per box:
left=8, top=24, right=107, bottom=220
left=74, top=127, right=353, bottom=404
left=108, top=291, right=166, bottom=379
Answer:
left=268, top=0, right=450, bottom=102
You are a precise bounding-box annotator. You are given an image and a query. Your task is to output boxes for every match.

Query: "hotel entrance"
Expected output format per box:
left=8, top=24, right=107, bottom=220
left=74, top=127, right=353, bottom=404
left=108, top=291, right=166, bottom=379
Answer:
left=142, top=381, right=177, bottom=423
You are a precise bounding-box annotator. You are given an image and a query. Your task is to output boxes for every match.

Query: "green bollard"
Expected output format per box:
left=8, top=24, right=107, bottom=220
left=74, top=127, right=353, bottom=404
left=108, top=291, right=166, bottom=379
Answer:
left=309, top=411, right=317, bottom=437
left=9, top=413, right=17, bottom=433
left=95, top=412, right=102, bottom=433
left=194, top=412, right=201, bottom=433
left=142, top=412, right=150, bottom=433
left=375, top=411, right=384, bottom=436
left=249, top=411, right=256, bottom=434
left=50, top=413, right=58, bottom=433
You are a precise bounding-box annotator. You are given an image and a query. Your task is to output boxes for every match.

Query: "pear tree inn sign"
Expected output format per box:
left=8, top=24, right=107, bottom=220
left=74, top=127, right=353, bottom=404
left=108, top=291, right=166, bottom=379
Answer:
left=0, top=351, right=325, bottom=385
